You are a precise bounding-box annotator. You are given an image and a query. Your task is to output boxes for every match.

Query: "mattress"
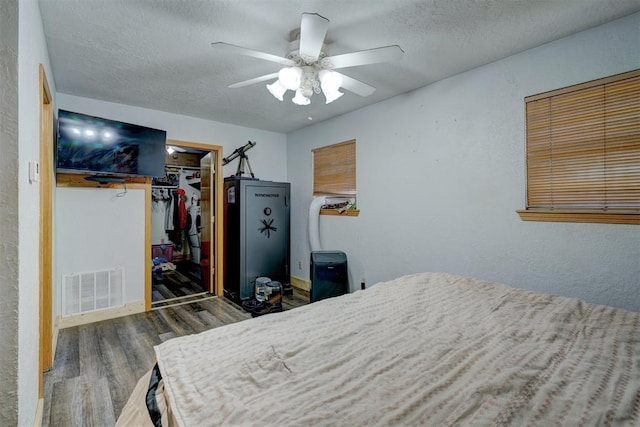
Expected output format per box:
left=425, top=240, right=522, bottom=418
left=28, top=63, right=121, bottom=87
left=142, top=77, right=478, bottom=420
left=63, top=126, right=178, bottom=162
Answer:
left=118, top=272, right=640, bottom=426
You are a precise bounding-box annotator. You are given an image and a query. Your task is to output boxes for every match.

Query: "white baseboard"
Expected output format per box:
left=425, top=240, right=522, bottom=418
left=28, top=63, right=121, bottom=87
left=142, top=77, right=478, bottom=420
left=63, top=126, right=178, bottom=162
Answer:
left=291, top=275, right=310, bottom=291
left=57, top=300, right=145, bottom=329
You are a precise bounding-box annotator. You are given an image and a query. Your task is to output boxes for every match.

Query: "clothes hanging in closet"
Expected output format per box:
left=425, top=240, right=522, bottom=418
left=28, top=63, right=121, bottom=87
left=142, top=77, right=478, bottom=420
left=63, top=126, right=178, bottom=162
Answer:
left=164, top=191, right=175, bottom=231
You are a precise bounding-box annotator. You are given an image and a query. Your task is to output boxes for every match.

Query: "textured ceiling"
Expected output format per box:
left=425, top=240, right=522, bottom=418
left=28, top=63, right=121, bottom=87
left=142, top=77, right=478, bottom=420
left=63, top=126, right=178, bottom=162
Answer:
left=39, top=0, right=640, bottom=133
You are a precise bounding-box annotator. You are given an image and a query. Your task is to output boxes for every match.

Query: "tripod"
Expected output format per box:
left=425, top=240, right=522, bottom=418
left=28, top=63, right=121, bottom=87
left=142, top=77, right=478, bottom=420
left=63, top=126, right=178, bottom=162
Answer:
left=234, top=151, right=255, bottom=178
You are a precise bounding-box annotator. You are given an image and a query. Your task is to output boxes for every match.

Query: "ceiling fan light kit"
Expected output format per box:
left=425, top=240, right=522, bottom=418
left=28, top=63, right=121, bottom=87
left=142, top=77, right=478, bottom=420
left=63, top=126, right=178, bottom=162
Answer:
left=269, top=64, right=344, bottom=105
left=212, top=12, right=404, bottom=106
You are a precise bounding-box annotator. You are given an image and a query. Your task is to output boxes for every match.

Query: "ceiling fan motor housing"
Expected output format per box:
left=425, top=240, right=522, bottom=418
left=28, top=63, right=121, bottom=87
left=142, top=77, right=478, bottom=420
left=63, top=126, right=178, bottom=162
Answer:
left=286, top=39, right=330, bottom=67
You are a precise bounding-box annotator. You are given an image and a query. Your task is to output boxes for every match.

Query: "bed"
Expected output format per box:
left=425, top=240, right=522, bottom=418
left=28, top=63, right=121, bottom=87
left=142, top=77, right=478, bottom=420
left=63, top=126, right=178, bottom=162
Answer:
left=117, top=272, right=640, bottom=426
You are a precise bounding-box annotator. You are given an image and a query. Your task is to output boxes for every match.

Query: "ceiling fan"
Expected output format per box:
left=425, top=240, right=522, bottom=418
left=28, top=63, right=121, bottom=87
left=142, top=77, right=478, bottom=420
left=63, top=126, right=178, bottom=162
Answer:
left=211, top=12, right=404, bottom=105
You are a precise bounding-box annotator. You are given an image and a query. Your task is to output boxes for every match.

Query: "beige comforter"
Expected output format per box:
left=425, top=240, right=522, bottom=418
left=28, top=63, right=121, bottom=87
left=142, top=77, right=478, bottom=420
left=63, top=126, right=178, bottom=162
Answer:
left=147, top=273, right=640, bottom=425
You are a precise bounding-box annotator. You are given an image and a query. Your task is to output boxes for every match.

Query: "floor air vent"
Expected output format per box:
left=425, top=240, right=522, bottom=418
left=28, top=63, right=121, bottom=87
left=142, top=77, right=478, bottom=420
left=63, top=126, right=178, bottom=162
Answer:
left=62, top=268, right=124, bottom=316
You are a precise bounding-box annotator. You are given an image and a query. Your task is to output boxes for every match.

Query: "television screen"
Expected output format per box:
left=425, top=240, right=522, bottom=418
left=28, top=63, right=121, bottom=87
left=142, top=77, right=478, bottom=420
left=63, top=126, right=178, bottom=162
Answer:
left=56, top=110, right=167, bottom=178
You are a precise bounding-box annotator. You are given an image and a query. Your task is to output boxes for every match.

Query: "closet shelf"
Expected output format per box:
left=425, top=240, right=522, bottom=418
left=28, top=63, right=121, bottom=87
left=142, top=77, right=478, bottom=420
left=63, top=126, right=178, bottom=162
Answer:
left=185, top=177, right=201, bottom=190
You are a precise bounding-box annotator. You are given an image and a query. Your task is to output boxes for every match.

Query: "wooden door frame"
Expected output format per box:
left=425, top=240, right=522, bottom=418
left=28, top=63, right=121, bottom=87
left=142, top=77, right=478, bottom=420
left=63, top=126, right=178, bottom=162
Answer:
left=145, top=139, right=224, bottom=310
left=39, top=64, right=53, bottom=396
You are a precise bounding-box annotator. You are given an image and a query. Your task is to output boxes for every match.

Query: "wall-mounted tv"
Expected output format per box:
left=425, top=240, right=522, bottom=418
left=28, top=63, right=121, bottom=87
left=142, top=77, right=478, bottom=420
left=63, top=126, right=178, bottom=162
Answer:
left=56, top=109, right=167, bottom=179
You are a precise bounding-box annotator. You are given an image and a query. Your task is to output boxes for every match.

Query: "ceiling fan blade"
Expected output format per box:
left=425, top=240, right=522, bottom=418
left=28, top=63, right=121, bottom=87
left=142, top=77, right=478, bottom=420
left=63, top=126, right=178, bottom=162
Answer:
left=336, top=73, right=376, bottom=97
left=211, top=42, right=295, bottom=66
left=299, top=13, right=329, bottom=62
left=325, top=45, right=404, bottom=69
left=228, top=72, right=280, bottom=89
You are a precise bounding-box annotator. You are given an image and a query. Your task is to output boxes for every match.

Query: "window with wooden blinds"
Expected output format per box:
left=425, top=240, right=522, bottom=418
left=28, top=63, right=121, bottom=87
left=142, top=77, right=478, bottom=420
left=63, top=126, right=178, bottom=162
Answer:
left=313, top=139, right=358, bottom=216
left=518, top=69, right=640, bottom=225
left=313, top=139, right=356, bottom=196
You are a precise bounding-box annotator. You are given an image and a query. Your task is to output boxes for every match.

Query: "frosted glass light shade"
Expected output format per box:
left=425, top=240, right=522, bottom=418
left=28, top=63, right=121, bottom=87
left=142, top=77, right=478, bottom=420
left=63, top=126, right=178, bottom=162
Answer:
left=319, top=70, right=343, bottom=92
left=292, top=89, right=311, bottom=105
left=266, top=80, right=287, bottom=101
left=278, top=67, right=303, bottom=90
left=323, top=89, right=344, bottom=104
left=319, top=70, right=344, bottom=104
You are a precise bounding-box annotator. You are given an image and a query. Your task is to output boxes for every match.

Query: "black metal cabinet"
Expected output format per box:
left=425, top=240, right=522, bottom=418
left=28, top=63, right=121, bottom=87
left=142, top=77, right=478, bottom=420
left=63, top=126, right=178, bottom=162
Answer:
left=223, top=177, right=290, bottom=301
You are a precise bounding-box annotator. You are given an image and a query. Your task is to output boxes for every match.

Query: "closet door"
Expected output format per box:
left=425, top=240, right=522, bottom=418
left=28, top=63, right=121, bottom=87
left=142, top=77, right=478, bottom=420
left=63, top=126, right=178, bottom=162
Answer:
left=200, top=153, right=214, bottom=293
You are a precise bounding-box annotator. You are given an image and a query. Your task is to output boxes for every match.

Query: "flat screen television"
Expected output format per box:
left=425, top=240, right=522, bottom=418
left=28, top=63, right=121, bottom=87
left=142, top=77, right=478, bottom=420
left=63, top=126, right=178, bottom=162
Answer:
left=56, top=109, right=167, bottom=179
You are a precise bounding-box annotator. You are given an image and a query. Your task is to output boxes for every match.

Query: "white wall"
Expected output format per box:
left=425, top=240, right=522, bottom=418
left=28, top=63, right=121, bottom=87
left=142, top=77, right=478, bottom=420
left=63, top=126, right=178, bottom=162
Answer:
left=16, top=0, right=57, bottom=425
left=55, top=95, right=288, bottom=311
left=0, top=1, right=20, bottom=424
left=287, top=13, right=640, bottom=312
left=56, top=188, right=146, bottom=304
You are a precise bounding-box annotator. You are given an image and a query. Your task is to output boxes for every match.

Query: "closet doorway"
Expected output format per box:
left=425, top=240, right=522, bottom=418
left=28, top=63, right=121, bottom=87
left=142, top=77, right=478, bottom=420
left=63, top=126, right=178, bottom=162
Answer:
left=148, top=139, right=223, bottom=309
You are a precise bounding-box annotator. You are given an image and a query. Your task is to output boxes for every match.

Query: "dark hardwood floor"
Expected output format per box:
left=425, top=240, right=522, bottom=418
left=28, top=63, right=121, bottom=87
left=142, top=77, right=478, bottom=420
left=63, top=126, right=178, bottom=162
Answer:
left=42, top=290, right=308, bottom=426
left=152, top=263, right=206, bottom=304
left=282, top=287, right=309, bottom=311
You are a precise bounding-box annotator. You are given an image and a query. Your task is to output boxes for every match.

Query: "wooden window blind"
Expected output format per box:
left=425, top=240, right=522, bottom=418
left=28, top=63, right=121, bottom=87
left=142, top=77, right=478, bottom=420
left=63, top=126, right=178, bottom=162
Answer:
left=518, top=69, right=640, bottom=225
left=313, top=139, right=356, bottom=196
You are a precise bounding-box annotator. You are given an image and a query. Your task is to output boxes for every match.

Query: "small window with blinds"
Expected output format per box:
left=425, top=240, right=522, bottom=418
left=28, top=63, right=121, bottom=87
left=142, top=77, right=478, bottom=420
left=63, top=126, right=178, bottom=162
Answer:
left=313, top=139, right=359, bottom=216
left=518, top=69, right=640, bottom=225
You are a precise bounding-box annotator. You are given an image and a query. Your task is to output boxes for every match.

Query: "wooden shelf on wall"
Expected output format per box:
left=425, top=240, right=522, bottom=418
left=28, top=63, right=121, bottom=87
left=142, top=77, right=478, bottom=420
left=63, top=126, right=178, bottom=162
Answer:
left=56, top=173, right=150, bottom=189
left=320, top=208, right=360, bottom=217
